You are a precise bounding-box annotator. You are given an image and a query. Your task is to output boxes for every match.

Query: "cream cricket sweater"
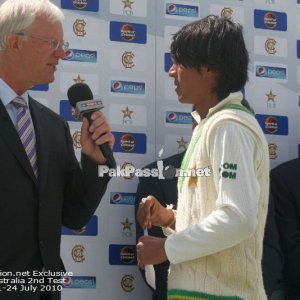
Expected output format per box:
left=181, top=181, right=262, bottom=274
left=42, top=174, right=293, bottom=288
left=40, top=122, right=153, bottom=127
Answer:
left=164, top=92, right=270, bottom=300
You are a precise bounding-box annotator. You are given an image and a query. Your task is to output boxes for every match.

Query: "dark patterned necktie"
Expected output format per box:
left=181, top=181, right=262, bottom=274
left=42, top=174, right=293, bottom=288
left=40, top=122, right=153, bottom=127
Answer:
left=12, top=97, right=38, bottom=177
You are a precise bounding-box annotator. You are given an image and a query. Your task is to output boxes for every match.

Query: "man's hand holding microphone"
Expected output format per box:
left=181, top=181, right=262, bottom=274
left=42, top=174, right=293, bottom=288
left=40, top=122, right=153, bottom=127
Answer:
left=67, top=82, right=116, bottom=167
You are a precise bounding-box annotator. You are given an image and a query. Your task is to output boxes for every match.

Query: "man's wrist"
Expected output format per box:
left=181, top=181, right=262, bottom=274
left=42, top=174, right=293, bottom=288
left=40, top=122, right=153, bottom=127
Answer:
left=163, top=205, right=176, bottom=228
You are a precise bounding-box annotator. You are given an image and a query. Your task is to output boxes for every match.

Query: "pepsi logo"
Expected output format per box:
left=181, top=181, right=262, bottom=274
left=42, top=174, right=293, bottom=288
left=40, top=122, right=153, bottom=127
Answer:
left=257, top=66, right=266, bottom=76
left=63, top=276, right=72, bottom=287
left=167, top=4, right=177, bottom=14
left=112, top=193, right=121, bottom=203
left=64, top=50, right=74, bottom=60
left=167, top=112, right=177, bottom=122
left=112, top=81, right=122, bottom=91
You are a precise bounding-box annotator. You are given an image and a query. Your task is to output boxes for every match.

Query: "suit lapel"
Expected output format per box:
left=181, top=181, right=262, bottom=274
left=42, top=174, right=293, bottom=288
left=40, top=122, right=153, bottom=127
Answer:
left=0, top=99, right=38, bottom=185
left=29, top=97, right=51, bottom=193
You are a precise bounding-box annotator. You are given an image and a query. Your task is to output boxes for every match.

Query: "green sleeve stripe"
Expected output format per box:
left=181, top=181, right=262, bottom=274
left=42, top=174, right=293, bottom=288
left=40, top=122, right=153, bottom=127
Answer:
left=168, top=289, right=243, bottom=300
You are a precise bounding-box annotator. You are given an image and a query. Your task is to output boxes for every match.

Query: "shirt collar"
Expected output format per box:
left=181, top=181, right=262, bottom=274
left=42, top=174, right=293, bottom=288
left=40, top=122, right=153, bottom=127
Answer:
left=191, top=91, right=244, bottom=125
left=0, top=79, right=29, bottom=107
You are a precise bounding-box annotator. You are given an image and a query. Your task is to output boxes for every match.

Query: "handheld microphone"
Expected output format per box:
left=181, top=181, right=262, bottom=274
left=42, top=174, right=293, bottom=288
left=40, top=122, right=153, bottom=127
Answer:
left=67, top=82, right=116, bottom=168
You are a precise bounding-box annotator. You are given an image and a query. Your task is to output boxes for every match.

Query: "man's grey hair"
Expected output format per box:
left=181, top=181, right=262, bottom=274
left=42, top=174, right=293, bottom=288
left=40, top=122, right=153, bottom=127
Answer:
left=0, top=0, right=64, bottom=50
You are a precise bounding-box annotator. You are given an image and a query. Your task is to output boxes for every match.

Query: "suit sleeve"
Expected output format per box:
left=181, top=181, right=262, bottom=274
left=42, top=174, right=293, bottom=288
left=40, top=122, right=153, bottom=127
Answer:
left=62, top=120, right=110, bottom=229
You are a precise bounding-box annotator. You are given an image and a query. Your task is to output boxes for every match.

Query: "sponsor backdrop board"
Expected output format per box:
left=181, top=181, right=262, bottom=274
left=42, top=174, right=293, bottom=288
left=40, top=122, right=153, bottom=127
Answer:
left=1, top=0, right=299, bottom=299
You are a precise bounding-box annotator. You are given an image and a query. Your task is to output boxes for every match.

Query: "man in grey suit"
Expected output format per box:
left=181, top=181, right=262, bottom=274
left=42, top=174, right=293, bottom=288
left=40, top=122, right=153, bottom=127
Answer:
left=0, top=1, right=114, bottom=299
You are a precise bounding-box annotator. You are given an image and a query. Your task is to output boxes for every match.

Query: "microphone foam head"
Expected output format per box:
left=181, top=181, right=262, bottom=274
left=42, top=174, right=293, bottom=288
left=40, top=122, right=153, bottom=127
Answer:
left=67, top=83, right=94, bottom=107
